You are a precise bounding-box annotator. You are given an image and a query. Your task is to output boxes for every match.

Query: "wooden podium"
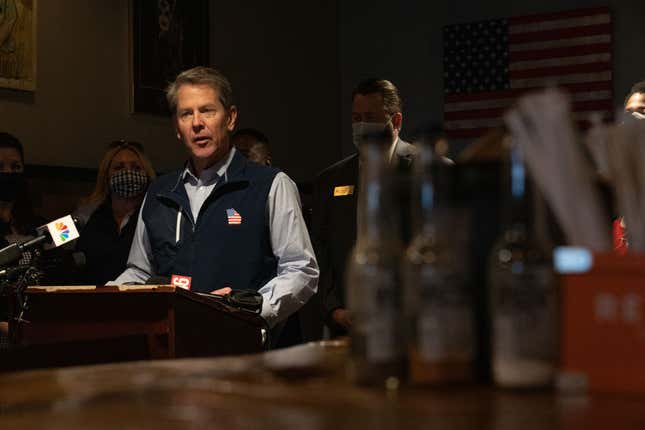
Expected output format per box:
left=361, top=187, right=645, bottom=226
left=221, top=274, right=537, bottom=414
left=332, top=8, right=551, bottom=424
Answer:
left=3, top=285, right=266, bottom=371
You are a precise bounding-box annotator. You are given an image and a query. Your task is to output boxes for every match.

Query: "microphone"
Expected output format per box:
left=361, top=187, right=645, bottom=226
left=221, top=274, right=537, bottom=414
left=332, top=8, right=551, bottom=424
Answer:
left=0, top=215, right=81, bottom=268
left=0, top=265, right=25, bottom=279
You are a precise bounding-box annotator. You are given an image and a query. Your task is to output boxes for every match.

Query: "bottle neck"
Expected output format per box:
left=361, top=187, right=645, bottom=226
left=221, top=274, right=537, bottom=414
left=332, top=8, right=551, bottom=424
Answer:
left=410, top=143, right=453, bottom=239
left=502, top=146, right=534, bottom=233
left=356, top=143, right=396, bottom=246
left=417, top=144, right=436, bottom=238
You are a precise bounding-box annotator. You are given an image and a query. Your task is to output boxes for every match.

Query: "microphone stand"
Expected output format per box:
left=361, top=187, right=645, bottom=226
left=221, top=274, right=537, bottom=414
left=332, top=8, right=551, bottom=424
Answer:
left=3, top=250, right=44, bottom=346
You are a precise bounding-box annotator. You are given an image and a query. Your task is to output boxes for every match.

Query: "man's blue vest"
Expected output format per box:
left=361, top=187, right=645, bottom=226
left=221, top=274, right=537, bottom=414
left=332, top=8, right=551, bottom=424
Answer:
left=142, top=150, right=280, bottom=293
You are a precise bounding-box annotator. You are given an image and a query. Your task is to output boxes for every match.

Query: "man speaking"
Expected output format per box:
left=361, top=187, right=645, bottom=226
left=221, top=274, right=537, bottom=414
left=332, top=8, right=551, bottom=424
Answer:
left=112, top=67, right=318, bottom=330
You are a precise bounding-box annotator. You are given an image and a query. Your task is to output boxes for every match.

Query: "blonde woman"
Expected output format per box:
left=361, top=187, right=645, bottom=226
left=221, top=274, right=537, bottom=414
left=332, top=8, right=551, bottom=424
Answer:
left=74, top=141, right=155, bottom=285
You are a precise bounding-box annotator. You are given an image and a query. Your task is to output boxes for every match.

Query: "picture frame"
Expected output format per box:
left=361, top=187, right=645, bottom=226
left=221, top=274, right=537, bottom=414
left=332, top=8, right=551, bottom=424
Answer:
left=0, top=0, right=37, bottom=91
left=129, top=0, right=209, bottom=115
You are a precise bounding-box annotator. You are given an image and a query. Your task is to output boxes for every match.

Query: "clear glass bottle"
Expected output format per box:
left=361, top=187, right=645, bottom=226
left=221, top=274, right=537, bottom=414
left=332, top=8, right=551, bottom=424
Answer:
left=488, top=143, right=558, bottom=388
left=346, top=130, right=407, bottom=388
left=403, top=143, right=474, bottom=384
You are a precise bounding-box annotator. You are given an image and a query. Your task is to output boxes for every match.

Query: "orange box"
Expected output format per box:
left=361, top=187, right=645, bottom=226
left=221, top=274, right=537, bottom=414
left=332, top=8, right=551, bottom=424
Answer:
left=557, top=248, right=645, bottom=394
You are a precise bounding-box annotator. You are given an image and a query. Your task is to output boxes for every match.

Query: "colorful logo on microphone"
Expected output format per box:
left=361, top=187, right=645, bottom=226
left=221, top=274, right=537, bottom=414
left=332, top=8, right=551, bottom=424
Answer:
left=55, top=222, right=70, bottom=242
left=46, top=215, right=80, bottom=248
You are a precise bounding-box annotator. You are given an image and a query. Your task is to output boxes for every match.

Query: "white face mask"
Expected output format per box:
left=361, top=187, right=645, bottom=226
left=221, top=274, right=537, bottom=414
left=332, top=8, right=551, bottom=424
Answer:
left=352, top=121, right=394, bottom=149
left=631, top=111, right=645, bottom=120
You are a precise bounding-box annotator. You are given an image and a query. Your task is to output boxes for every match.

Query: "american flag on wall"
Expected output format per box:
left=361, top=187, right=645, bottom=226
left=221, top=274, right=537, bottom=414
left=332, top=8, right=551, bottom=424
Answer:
left=443, top=6, right=612, bottom=139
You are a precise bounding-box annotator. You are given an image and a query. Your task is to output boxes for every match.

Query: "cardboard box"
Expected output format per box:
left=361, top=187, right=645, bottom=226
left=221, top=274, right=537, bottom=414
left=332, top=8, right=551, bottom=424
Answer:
left=556, top=248, right=645, bottom=394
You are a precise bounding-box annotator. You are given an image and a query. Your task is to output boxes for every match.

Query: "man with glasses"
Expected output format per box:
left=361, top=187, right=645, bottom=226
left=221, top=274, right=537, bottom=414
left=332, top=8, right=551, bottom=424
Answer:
left=307, top=78, right=416, bottom=339
left=111, top=67, right=318, bottom=335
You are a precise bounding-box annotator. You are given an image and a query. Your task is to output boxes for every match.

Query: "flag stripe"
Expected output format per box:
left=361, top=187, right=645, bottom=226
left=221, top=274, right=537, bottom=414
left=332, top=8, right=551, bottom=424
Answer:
left=445, top=100, right=613, bottom=121
left=511, top=71, right=611, bottom=89
left=445, top=118, right=504, bottom=130
left=445, top=111, right=611, bottom=130
left=509, top=61, right=610, bottom=79
left=509, top=43, right=611, bottom=62
left=446, top=89, right=517, bottom=104
left=509, top=34, right=611, bottom=52
left=448, top=128, right=501, bottom=139
left=509, top=13, right=610, bottom=34
left=445, top=81, right=611, bottom=103
left=446, top=119, right=603, bottom=139
left=509, top=23, right=611, bottom=44
left=445, top=90, right=611, bottom=112
left=509, top=53, right=611, bottom=71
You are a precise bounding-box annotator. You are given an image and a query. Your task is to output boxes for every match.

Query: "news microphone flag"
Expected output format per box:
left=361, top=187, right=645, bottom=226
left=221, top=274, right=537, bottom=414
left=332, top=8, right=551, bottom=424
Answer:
left=46, top=215, right=80, bottom=247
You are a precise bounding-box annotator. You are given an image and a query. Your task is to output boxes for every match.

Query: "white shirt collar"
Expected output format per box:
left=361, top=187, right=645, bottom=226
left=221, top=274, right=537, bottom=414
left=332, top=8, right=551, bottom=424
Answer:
left=182, top=146, right=237, bottom=185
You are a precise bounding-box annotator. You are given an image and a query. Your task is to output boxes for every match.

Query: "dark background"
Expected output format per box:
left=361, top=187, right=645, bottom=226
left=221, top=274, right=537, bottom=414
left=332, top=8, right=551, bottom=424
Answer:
left=0, top=0, right=643, bottom=190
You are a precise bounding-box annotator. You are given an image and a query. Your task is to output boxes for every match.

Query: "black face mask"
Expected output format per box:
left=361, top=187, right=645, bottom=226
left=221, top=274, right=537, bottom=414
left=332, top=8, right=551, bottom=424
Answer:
left=0, top=172, right=25, bottom=203
left=0, top=219, right=9, bottom=236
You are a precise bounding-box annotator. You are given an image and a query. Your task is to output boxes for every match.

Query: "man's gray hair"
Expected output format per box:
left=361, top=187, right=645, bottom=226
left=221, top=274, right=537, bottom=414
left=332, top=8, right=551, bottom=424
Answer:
left=166, top=66, right=234, bottom=113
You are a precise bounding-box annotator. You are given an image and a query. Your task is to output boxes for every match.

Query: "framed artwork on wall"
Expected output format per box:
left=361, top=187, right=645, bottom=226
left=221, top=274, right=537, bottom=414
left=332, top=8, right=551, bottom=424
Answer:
left=129, top=0, right=209, bottom=115
left=0, top=0, right=37, bottom=91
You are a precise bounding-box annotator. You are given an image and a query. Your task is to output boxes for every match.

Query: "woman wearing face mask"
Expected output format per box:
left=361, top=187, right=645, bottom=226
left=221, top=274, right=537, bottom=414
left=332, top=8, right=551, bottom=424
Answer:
left=74, top=141, right=155, bottom=286
left=0, top=133, right=42, bottom=246
left=0, top=132, right=43, bottom=348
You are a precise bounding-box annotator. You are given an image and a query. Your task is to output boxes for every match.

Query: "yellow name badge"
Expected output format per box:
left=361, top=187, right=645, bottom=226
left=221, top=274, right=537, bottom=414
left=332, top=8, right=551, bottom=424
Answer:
left=333, top=185, right=355, bottom=197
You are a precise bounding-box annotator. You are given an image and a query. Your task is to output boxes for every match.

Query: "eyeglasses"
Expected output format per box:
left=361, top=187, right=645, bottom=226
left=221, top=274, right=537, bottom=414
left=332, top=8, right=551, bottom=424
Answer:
left=108, top=140, right=145, bottom=153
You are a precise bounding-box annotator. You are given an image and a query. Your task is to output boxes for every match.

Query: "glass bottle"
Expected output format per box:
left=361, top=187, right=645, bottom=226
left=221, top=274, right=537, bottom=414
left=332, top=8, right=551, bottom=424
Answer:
left=488, top=143, right=558, bottom=388
left=403, top=143, right=474, bottom=384
left=346, top=130, right=407, bottom=388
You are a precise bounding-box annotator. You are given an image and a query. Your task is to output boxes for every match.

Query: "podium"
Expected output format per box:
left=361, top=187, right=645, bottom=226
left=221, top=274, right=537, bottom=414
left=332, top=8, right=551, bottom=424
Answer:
left=3, top=285, right=266, bottom=371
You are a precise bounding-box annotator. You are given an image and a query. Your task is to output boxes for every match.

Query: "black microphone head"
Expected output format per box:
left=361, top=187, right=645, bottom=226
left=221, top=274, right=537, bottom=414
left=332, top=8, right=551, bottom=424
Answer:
left=35, top=224, right=48, bottom=237
left=0, top=242, right=23, bottom=269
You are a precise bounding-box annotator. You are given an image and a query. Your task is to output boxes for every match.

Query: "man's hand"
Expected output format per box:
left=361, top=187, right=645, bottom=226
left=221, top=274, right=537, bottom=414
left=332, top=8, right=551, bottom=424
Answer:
left=331, top=308, right=352, bottom=329
left=210, top=287, right=232, bottom=296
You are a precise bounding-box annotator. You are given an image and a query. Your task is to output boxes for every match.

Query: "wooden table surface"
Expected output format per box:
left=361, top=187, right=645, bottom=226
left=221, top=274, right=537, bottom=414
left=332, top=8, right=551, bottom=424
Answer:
left=0, top=340, right=644, bottom=429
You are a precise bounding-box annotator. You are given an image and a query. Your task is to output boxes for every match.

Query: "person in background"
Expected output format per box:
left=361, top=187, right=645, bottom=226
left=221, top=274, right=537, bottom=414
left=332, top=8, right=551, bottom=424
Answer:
left=309, top=78, right=417, bottom=339
left=613, top=80, right=645, bottom=254
left=0, top=132, right=43, bottom=348
left=73, top=141, right=155, bottom=285
left=232, top=127, right=305, bottom=346
left=624, top=80, right=645, bottom=121
left=232, top=128, right=272, bottom=166
left=0, top=132, right=42, bottom=248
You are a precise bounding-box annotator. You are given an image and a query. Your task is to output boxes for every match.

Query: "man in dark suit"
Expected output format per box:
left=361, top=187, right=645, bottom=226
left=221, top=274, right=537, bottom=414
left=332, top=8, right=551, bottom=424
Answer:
left=308, top=78, right=416, bottom=338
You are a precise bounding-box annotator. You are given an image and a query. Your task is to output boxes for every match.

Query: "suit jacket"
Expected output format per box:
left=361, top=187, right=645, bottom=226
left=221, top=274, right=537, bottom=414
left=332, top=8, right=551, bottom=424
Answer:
left=310, top=138, right=416, bottom=336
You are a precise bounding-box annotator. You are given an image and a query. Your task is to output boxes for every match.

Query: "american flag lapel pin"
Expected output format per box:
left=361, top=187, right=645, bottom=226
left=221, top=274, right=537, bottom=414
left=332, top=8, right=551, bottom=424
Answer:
left=227, top=208, right=242, bottom=225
